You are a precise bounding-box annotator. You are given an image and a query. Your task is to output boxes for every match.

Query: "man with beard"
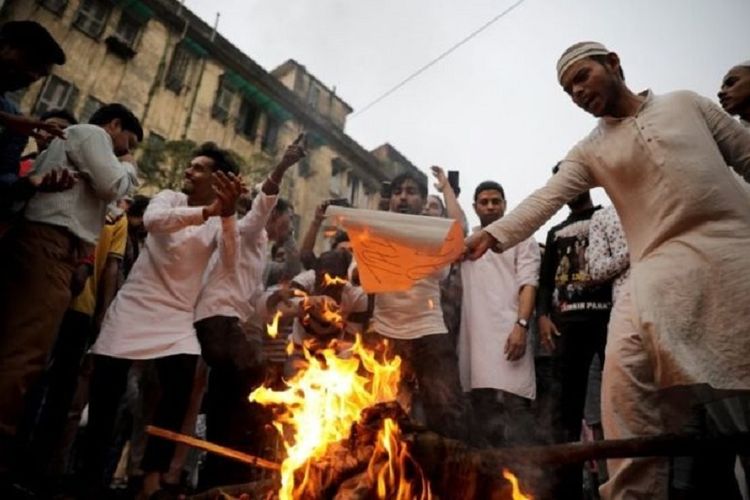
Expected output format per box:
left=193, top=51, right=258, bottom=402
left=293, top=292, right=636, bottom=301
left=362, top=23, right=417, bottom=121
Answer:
left=466, top=41, right=750, bottom=499
left=85, top=143, right=242, bottom=499
left=458, top=181, right=540, bottom=448
left=719, top=60, right=750, bottom=125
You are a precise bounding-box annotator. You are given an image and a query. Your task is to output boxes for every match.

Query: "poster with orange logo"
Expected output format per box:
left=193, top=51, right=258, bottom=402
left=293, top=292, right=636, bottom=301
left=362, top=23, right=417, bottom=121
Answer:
left=325, top=206, right=464, bottom=293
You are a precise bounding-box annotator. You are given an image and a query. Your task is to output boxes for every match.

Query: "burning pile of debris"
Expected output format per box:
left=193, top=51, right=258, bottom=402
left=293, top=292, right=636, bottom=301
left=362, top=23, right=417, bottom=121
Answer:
left=173, top=333, right=532, bottom=500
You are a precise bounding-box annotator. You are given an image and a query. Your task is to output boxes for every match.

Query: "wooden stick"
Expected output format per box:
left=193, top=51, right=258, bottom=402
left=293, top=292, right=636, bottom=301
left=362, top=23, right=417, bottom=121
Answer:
left=412, top=431, right=750, bottom=469
left=145, top=425, right=280, bottom=471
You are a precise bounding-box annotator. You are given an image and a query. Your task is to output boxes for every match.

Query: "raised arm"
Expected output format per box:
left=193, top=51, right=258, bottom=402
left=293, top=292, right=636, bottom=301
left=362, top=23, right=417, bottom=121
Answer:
left=430, top=166, right=467, bottom=232
left=299, top=201, right=327, bottom=268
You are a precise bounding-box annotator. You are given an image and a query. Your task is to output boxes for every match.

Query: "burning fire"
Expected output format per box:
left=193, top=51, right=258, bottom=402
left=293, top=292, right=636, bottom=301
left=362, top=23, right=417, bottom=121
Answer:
left=323, top=272, right=348, bottom=286
left=250, top=336, right=416, bottom=500
left=368, top=417, right=432, bottom=500
left=502, top=469, right=533, bottom=500
left=266, top=310, right=283, bottom=338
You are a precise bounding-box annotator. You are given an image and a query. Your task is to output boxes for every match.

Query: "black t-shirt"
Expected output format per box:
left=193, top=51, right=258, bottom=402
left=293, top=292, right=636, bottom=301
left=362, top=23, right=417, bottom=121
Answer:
left=537, top=206, right=612, bottom=321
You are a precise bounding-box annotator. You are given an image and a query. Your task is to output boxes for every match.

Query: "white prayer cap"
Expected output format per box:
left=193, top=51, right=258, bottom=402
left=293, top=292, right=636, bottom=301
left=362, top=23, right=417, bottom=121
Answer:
left=556, top=41, right=611, bottom=83
left=736, top=60, right=750, bottom=68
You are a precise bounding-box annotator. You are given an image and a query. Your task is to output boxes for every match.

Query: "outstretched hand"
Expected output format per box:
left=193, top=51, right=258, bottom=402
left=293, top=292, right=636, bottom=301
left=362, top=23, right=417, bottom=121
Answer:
left=463, top=229, right=498, bottom=261
left=205, top=171, right=245, bottom=218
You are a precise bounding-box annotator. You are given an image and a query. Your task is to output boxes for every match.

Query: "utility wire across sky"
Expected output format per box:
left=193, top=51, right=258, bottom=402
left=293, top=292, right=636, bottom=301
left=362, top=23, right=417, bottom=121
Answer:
left=349, top=0, right=528, bottom=120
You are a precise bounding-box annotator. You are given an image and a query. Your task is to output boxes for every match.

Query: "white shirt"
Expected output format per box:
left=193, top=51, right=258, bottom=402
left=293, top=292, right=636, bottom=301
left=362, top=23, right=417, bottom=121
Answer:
left=25, top=124, right=138, bottom=244
left=459, top=234, right=540, bottom=398
left=194, top=192, right=277, bottom=323
left=92, top=190, right=236, bottom=359
left=372, top=268, right=449, bottom=340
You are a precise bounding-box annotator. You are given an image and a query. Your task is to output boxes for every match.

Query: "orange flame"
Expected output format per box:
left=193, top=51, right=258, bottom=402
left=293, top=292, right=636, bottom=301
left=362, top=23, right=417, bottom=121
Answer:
left=502, top=469, right=533, bottom=500
left=249, top=336, right=403, bottom=500
left=266, top=310, right=282, bottom=338
left=368, top=418, right=432, bottom=500
left=323, top=272, right=348, bottom=286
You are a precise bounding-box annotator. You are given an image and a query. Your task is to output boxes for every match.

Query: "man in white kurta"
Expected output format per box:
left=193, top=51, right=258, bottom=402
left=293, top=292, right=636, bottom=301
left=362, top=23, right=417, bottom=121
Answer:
left=466, top=42, right=750, bottom=499
left=459, top=180, right=540, bottom=447
left=192, top=138, right=305, bottom=489
left=85, top=144, right=241, bottom=496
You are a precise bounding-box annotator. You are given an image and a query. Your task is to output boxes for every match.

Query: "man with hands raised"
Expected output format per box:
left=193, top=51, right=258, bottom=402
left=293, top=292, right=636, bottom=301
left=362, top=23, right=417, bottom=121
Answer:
left=84, top=142, right=244, bottom=499
left=193, top=135, right=306, bottom=490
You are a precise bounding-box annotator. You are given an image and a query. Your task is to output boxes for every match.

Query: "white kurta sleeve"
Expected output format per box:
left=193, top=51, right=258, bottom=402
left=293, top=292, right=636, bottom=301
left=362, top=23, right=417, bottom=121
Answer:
left=239, top=192, right=278, bottom=243
left=515, top=237, right=541, bottom=289
left=216, top=215, right=239, bottom=269
left=484, top=153, right=596, bottom=249
left=143, top=190, right=205, bottom=233
left=695, top=92, right=750, bottom=180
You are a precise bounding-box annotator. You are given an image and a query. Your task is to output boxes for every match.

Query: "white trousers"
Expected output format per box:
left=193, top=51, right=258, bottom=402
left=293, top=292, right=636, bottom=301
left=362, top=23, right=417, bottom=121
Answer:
left=599, top=288, right=669, bottom=500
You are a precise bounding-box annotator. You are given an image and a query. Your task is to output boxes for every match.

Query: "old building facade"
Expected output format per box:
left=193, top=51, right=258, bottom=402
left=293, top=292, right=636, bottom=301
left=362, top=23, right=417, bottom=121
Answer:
left=0, top=0, right=425, bottom=248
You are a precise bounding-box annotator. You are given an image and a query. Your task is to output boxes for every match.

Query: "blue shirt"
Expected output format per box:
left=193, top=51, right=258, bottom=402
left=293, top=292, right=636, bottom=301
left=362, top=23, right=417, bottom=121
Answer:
left=0, top=95, right=30, bottom=221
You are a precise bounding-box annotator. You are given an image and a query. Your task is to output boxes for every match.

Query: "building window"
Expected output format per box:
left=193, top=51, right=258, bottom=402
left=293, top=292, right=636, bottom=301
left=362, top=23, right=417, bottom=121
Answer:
left=165, top=44, right=194, bottom=93
left=73, top=0, right=112, bottom=38
left=235, top=99, right=260, bottom=138
left=34, top=75, right=79, bottom=115
left=297, top=157, right=311, bottom=178
left=307, top=84, right=320, bottom=111
left=211, top=76, right=235, bottom=124
left=349, top=174, right=360, bottom=205
left=38, top=0, right=68, bottom=15
left=261, top=115, right=280, bottom=153
left=79, top=95, right=104, bottom=123
left=329, top=159, right=347, bottom=196
left=112, top=12, right=142, bottom=48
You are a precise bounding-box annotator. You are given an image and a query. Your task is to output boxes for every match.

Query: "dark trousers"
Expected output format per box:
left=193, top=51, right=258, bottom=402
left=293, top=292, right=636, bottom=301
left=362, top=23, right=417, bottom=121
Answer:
left=662, top=388, right=750, bottom=499
left=386, top=333, right=469, bottom=442
left=0, top=222, right=85, bottom=470
left=84, top=353, right=198, bottom=488
left=553, top=314, right=609, bottom=500
left=195, top=316, right=266, bottom=490
left=470, top=388, right=534, bottom=448
left=15, top=309, right=93, bottom=483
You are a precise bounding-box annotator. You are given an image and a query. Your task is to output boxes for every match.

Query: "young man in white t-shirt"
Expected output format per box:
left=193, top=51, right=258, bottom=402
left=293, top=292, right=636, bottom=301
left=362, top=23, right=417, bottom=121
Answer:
left=371, top=172, right=469, bottom=441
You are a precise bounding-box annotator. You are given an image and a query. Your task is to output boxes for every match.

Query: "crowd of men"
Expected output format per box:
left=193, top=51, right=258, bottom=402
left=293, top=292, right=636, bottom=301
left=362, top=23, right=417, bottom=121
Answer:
left=1, top=19, right=749, bottom=500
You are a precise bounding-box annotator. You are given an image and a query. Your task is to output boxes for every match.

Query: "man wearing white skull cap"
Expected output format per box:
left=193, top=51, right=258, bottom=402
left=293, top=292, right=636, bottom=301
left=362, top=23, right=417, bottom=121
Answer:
left=466, top=42, right=750, bottom=499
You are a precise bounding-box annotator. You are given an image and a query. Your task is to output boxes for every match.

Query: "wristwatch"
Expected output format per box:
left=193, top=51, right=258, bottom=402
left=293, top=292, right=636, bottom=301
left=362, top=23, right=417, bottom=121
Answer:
left=516, top=318, right=529, bottom=329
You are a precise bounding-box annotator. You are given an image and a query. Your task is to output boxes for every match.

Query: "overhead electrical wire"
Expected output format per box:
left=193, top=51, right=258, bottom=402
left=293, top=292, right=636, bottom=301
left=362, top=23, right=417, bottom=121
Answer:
left=349, top=0, right=528, bottom=120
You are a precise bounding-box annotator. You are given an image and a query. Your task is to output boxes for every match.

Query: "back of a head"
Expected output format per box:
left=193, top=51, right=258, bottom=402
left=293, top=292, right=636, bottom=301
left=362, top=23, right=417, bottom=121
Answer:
left=89, top=103, right=143, bottom=141
left=273, top=197, right=291, bottom=216
left=391, top=172, right=427, bottom=199
left=40, top=108, right=78, bottom=126
left=192, top=142, right=239, bottom=176
left=330, top=230, right=350, bottom=250
left=473, top=181, right=505, bottom=201
left=0, top=21, right=65, bottom=66
left=128, top=194, right=150, bottom=218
